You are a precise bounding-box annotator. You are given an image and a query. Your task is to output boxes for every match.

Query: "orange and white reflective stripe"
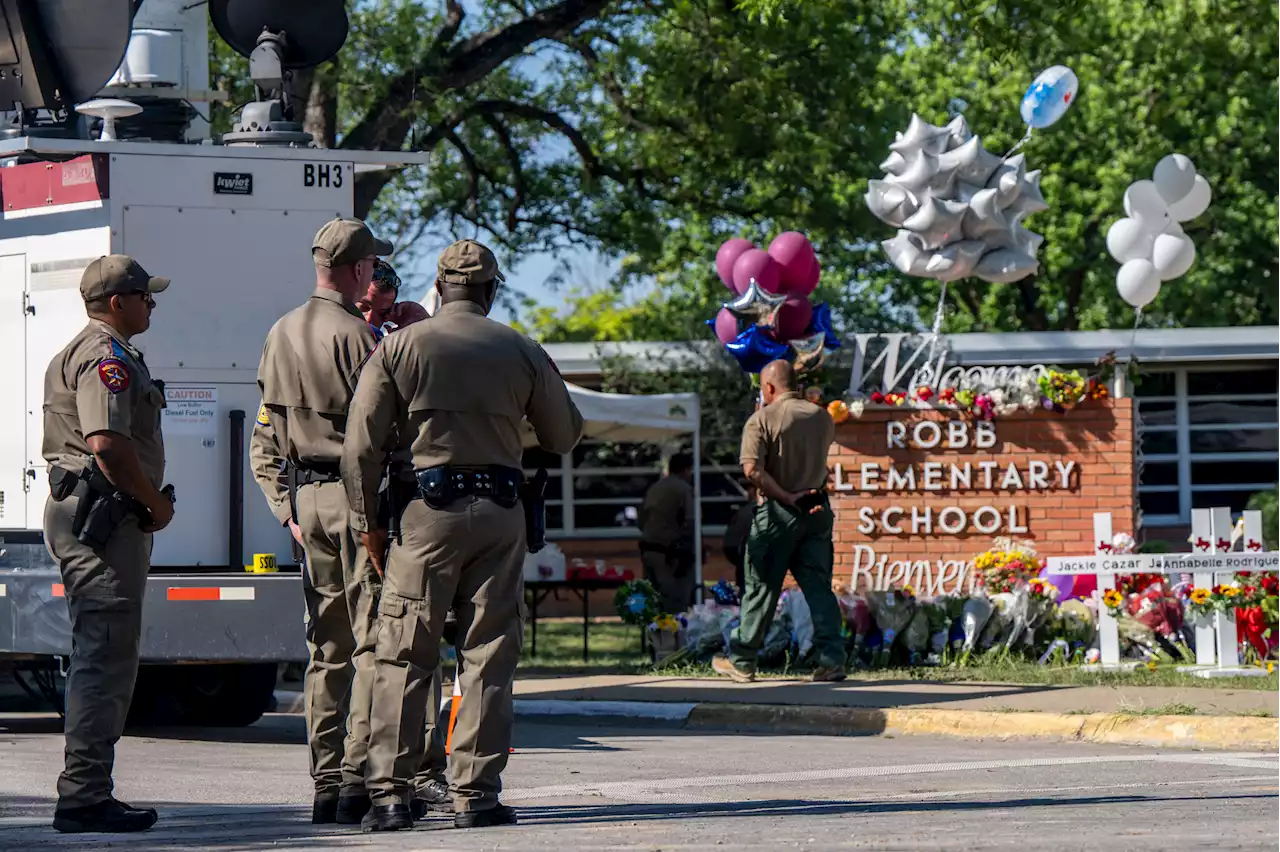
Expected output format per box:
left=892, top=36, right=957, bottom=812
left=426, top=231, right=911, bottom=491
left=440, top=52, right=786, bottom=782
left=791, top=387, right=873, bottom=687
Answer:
left=0, top=583, right=6, bottom=597
left=166, top=586, right=256, bottom=602
left=52, top=583, right=65, bottom=597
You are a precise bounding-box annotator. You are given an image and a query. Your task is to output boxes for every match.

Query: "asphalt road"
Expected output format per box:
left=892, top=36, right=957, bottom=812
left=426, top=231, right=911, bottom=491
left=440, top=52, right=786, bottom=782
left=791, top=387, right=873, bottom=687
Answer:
left=0, top=713, right=1275, bottom=851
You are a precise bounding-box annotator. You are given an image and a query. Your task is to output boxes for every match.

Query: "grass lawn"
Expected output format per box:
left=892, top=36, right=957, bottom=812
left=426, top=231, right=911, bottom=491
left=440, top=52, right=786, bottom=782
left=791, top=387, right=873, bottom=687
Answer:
left=519, top=618, right=1280, bottom=692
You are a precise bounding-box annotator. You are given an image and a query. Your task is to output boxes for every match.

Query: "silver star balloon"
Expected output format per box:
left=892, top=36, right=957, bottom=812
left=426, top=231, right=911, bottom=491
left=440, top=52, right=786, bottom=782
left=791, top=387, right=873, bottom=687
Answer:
left=869, top=113, right=1049, bottom=285
left=789, top=331, right=828, bottom=373
left=890, top=114, right=951, bottom=157
left=724, top=278, right=787, bottom=328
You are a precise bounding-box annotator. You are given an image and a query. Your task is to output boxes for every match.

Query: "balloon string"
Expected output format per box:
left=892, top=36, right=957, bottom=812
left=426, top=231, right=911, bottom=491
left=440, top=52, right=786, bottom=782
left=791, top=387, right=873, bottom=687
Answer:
left=1001, top=126, right=1034, bottom=161
left=927, top=281, right=949, bottom=363
left=1129, top=309, right=1142, bottom=363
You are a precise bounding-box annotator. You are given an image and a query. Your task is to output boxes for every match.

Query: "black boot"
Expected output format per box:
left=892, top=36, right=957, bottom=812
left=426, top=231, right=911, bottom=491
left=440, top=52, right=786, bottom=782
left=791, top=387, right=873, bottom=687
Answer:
left=312, top=794, right=339, bottom=824
left=361, top=803, right=414, bottom=833
left=336, top=792, right=372, bottom=825
left=454, top=803, right=517, bottom=829
left=53, top=798, right=159, bottom=833
left=411, top=779, right=453, bottom=819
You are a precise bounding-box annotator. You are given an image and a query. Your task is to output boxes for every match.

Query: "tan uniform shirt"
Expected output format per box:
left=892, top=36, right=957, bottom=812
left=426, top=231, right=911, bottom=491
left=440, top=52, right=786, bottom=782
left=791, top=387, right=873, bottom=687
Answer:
left=739, top=391, right=834, bottom=494
left=342, top=300, right=585, bottom=532
left=639, top=475, right=695, bottom=547
left=250, top=289, right=379, bottom=524
left=42, top=319, right=166, bottom=487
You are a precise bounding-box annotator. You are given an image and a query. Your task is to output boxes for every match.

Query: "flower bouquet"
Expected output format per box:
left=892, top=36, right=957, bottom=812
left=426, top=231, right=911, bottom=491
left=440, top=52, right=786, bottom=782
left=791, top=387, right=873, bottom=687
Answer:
left=867, top=589, right=917, bottom=667
left=647, top=613, right=683, bottom=662
left=956, top=594, right=995, bottom=665
left=834, top=581, right=873, bottom=663
left=1038, top=368, right=1086, bottom=412
left=904, top=606, right=933, bottom=665
left=974, top=539, right=1043, bottom=594
left=1128, top=582, right=1192, bottom=661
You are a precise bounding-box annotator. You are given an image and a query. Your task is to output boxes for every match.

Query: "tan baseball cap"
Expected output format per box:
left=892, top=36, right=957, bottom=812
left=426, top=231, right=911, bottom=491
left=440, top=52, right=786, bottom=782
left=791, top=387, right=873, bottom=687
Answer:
left=312, top=218, right=393, bottom=267
left=80, top=255, right=170, bottom=302
left=437, top=239, right=505, bottom=286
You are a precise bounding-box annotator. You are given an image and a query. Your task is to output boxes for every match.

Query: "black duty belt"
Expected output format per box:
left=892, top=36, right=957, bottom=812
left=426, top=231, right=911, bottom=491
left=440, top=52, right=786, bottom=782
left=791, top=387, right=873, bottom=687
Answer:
left=415, top=465, right=523, bottom=510
left=293, top=462, right=342, bottom=486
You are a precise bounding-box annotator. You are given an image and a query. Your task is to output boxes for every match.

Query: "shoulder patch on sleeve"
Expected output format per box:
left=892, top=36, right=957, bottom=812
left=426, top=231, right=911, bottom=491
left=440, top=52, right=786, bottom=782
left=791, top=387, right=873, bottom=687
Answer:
left=255, top=403, right=270, bottom=427
left=97, top=358, right=131, bottom=394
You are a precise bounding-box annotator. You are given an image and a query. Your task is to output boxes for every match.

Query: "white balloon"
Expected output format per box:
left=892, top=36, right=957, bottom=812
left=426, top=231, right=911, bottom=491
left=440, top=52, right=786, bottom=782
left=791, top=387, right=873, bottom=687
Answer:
left=1106, top=217, right=1157, bottom=263
left=1168, top=174, right=1211, bottom=221
left=1122, top=180, right=1172, bottom=227
left=1116, top=259, right=1162, bottom=309
left=1153, top=154, right=1196, bottom=205
left=1151, top=232, right=1197, bottom=281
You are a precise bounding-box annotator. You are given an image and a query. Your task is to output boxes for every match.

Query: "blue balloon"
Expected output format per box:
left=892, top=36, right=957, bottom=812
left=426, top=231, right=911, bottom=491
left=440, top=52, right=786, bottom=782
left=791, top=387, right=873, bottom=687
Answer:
left=724, top=325, right=789, bottom=373
left=1020, top=65, right=1078, bottom=130
left=806, top=302, right=842, bottom=350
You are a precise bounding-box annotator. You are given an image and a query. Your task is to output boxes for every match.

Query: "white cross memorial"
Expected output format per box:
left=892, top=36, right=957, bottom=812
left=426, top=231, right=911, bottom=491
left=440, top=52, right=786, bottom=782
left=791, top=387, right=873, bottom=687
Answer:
left=1044, top=508, right=1276, bottom=676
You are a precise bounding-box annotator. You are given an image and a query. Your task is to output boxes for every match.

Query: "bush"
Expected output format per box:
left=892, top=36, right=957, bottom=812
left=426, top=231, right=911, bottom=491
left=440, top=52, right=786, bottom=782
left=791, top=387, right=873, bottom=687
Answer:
left=1246, top=486, right=1279, bottom=551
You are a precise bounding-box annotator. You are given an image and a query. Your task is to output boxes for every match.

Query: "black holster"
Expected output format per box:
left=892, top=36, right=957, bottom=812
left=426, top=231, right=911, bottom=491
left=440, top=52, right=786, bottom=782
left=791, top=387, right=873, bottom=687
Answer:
left=522, top=468, right=549, bottom=554
left=382, top=465, right=416, bottom=545
left=284, top=461, right=303, bottom=563
left=48, top=466, right=78, bottom=502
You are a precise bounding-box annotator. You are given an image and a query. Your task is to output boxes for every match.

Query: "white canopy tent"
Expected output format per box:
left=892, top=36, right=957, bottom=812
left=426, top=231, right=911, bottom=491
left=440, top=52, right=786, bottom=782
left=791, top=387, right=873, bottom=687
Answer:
left=521, top=384, right=705, bottom=593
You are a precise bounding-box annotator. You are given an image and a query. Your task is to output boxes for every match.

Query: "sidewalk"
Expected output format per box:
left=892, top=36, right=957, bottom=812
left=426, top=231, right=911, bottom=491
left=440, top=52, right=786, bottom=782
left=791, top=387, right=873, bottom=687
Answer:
left=504, top=674, right=1278, bottom=752
left=512, top=673, right=1278, bottom=716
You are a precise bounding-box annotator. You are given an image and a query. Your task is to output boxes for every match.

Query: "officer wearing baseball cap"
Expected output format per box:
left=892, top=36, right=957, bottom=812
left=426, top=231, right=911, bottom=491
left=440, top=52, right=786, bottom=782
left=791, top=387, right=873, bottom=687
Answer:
left=345, top=239, right=582, bottom=831
left=249, top=217, right=394, bottom=825
left=43, top=255, right=174, bottom=832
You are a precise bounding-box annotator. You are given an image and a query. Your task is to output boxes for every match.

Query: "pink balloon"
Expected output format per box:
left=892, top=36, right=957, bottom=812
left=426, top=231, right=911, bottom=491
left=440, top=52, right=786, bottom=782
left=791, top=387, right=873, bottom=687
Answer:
left=732, top=248, right=782, bottom=294
left=768, top=232, right=818, bottom=293
left=715, top=238, right=754, bottom=291
left=713, top=308, right=740, bottom=344
left=775, top=296, right=813, bottom=340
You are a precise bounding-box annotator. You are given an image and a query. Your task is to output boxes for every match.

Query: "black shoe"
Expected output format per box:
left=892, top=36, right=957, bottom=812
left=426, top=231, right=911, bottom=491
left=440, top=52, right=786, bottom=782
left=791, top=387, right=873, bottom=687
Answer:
left=411, top=779, right=453, bottom=819
left=335, top=792, right=371, bottom=825
left=454, top=803, right=517, bottom=829
left=312, top=794, right=340, bottom=824
left=53, top=798, right=158, bottom=833
left=360, top=803, right=414, bottom=833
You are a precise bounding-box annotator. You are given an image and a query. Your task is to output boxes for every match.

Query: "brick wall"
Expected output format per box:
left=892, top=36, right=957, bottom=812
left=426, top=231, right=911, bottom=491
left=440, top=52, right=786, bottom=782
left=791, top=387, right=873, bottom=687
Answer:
left=829, top=398, right=1135, bottom=593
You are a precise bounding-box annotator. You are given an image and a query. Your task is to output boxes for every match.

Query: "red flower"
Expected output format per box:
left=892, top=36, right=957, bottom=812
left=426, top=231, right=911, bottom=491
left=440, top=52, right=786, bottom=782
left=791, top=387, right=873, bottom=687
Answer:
left=1262, top=576, right=1278, bottom=595
left=916, top=386, right=934, bottom=402
left=870, top=391, right=885, bottom=404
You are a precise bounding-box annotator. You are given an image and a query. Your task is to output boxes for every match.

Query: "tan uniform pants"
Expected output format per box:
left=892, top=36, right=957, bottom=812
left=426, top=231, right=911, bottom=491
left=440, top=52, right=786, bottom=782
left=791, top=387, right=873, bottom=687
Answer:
left=366, top=497, right=525, bottom=813
left=44, top=494, right=149, bottom=809
left=295, top=480, right=378, bottom=796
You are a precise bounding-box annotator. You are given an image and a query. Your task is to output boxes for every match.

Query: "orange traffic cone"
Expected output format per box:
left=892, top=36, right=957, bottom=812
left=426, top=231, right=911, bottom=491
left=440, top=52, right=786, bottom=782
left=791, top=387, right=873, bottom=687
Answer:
left=444, top=672, right=461, bottom=755
left=443, top=663, right=515, bottom=755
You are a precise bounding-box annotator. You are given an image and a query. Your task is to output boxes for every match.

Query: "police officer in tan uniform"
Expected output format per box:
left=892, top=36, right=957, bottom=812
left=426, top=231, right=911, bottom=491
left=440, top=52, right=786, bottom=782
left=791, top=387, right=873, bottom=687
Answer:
left=343, top=239, right=583, bottom=831
left=249, top=218, right=391, bottom=825
left=43, top=255, right=174, bottom=833
left=712, top=360, right=847, bottom=683
left=638, top=452, right=696, bottom=614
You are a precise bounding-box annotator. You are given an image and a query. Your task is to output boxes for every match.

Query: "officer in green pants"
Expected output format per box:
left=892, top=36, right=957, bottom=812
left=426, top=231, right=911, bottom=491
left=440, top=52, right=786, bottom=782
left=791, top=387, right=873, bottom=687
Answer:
left=713, top=360, right=847, bottom=683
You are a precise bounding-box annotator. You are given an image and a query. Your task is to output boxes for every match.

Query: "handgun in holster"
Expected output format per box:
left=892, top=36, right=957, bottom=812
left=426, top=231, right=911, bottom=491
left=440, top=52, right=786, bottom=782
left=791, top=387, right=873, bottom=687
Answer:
left=380, top=463, right=416, bottom=547
left=522, top=468, right=549, bottom=554
left=71, top=459, right=175, bottom=549
left=284, top=461, right=304, bottom=564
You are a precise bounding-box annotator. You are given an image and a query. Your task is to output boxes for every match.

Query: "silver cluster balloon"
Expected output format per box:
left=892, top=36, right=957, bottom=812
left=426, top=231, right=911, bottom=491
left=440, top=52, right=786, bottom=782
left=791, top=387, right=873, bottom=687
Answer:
left=866, top=114, right=1048, bottom=284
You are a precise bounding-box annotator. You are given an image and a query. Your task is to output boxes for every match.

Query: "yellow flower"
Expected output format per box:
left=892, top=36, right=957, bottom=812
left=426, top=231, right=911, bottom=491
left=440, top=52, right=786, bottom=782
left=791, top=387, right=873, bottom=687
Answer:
left=1189, top=588, right=1209, bottom=605
left=1103, top=589, right=1124, bottom=609
left=1146, top=661, right=1158, bottom=672
left=1223, top=586, right=1240, bottom=598
left=903, top=584, right=915, bottom=597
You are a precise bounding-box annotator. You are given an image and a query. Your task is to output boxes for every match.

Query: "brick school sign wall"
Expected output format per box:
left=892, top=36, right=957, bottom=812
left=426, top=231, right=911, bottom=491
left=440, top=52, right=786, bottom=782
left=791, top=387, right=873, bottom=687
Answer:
left=828, top=399, right=1136, bottom=594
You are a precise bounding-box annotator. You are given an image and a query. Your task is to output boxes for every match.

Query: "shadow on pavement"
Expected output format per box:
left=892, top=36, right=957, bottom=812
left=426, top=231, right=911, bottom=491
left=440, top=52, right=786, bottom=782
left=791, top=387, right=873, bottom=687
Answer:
left=1, top=792, right=1272, bottom=849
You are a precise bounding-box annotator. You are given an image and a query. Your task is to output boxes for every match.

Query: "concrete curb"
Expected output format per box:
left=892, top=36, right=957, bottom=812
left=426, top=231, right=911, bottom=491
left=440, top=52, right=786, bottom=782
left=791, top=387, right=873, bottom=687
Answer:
left=684, top=703, right=1280, bottom=751
left=271, top=691, right=1277, bottom=751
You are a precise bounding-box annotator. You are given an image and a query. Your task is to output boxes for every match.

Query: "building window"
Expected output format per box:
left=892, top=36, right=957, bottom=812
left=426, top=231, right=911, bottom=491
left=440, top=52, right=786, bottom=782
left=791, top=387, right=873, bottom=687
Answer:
left=1136, top=364, right=1279, bottom=526
left=523, top=438, right=748, bottom=539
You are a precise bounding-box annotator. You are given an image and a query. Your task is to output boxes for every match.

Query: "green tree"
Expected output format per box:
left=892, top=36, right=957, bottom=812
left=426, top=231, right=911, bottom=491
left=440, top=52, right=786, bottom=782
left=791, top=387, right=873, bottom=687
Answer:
left=525, top=0, right=1276, bottom=339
